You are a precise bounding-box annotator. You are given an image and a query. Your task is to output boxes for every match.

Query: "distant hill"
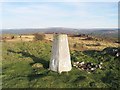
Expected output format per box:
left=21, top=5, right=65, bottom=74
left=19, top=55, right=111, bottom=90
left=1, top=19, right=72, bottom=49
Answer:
left=2, top=27, right=79, bottom=34
left=2, top=27, right=118, bottom=39
left=90, top=29, right=118, bottom=39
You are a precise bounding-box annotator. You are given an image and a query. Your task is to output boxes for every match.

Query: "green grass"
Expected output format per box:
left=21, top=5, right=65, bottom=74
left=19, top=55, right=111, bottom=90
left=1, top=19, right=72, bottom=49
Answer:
left=2, top=41, right=120, bottom=88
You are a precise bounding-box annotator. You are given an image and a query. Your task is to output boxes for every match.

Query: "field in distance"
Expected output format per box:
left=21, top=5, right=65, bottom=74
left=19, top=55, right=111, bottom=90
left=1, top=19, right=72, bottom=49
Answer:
left=1, top=33, right=119, bottom=51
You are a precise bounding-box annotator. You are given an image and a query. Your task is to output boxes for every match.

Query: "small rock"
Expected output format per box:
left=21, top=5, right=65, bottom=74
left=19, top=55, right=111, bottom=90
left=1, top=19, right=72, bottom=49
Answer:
left=95, top=65, right=98, bottom=68
left=91, top=63, right=94, bottom=65
left=76, top=61, right=79, bottom=64
left=98, top=65, right=102, bottom=69
left=32, top=63, right=43, bottom=68
left=100, top=62, right=103, bottom=65
left=91, top=68, right=95, bottom=71
left=116, top=53, right=119, bottom=57
left=80, top=61, right=85, bottom=65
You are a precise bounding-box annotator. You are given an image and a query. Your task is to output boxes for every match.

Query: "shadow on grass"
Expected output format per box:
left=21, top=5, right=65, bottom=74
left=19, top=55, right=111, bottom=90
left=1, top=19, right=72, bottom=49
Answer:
left=73, top=76, right=86, bottom=83
left=27, top=70, right=50, bottom=81
left=7, top=49, right=51, bottom=87
left=7, top=50, right=49, bottom=69
left=83, top=50, right=101, bottom=56
left=83, top=47, right=119, bottom=59
left=101, top=71, right=119, bottom=88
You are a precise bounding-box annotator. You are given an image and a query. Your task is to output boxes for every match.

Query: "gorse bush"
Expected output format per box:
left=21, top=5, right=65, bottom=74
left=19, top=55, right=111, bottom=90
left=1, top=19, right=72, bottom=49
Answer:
left=34, top=33, right=45, bottom=41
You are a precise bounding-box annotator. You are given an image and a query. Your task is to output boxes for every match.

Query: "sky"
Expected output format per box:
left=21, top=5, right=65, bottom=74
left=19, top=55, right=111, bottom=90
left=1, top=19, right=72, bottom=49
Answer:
left=1, top=1, right=119, bottom=29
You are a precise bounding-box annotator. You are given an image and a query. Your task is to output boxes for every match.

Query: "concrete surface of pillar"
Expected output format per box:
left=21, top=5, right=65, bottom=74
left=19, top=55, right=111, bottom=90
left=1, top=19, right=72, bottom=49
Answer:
left=49, top=34, right=72, bottom=73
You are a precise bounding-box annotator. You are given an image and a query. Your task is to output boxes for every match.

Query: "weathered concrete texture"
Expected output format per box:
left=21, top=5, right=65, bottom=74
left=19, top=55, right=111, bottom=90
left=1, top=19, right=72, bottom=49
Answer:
left=49, top=34, right=72, bottom=73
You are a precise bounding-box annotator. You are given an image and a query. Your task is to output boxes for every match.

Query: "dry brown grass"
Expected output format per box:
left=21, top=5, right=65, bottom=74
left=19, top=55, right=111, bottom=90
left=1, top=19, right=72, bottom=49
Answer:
left=2, top=34, right=119, bottom=51
left=43, top=34, right=119, bottom=51
left=68, top=36, right=119, bottom=51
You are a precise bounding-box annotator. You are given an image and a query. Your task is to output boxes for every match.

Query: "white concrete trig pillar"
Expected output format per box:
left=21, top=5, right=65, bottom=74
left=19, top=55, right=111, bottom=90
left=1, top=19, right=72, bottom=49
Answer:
left=49, top=33, right=72, bottom=74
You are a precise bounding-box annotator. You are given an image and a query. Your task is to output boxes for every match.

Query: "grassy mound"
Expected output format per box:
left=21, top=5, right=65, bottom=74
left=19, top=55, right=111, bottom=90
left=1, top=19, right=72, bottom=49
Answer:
left=2, top=41, right=120, bottom=88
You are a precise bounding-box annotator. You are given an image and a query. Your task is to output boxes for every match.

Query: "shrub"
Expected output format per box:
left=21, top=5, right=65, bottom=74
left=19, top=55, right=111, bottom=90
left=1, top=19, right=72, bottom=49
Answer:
left=84, top=37, right=94, bottom=40
left=73, top=43, right=77, bottom=48
left=11, top=36, right=15, bottom=39
left=96, top=43, right=101, bottom=46
left=34, top=33, right=45, bottom=41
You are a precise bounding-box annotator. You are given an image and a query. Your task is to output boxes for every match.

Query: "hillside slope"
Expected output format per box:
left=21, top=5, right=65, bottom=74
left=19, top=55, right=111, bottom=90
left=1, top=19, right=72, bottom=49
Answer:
left=2, top=34, right=120, bottom=88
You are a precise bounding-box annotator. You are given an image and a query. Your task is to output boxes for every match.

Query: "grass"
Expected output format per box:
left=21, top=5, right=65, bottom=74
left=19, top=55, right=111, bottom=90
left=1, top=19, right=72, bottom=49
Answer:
left=2, top=40, right=120, bottom=88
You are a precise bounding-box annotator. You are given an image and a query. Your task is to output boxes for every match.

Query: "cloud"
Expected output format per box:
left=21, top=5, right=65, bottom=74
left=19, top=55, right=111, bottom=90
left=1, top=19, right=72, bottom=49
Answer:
left=1, top=2, right=118, bottom=29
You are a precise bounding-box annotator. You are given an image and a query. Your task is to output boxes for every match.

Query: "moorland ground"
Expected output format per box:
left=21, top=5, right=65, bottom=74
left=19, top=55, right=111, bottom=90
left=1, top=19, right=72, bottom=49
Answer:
left=1, top=34, right=120, bottom=88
